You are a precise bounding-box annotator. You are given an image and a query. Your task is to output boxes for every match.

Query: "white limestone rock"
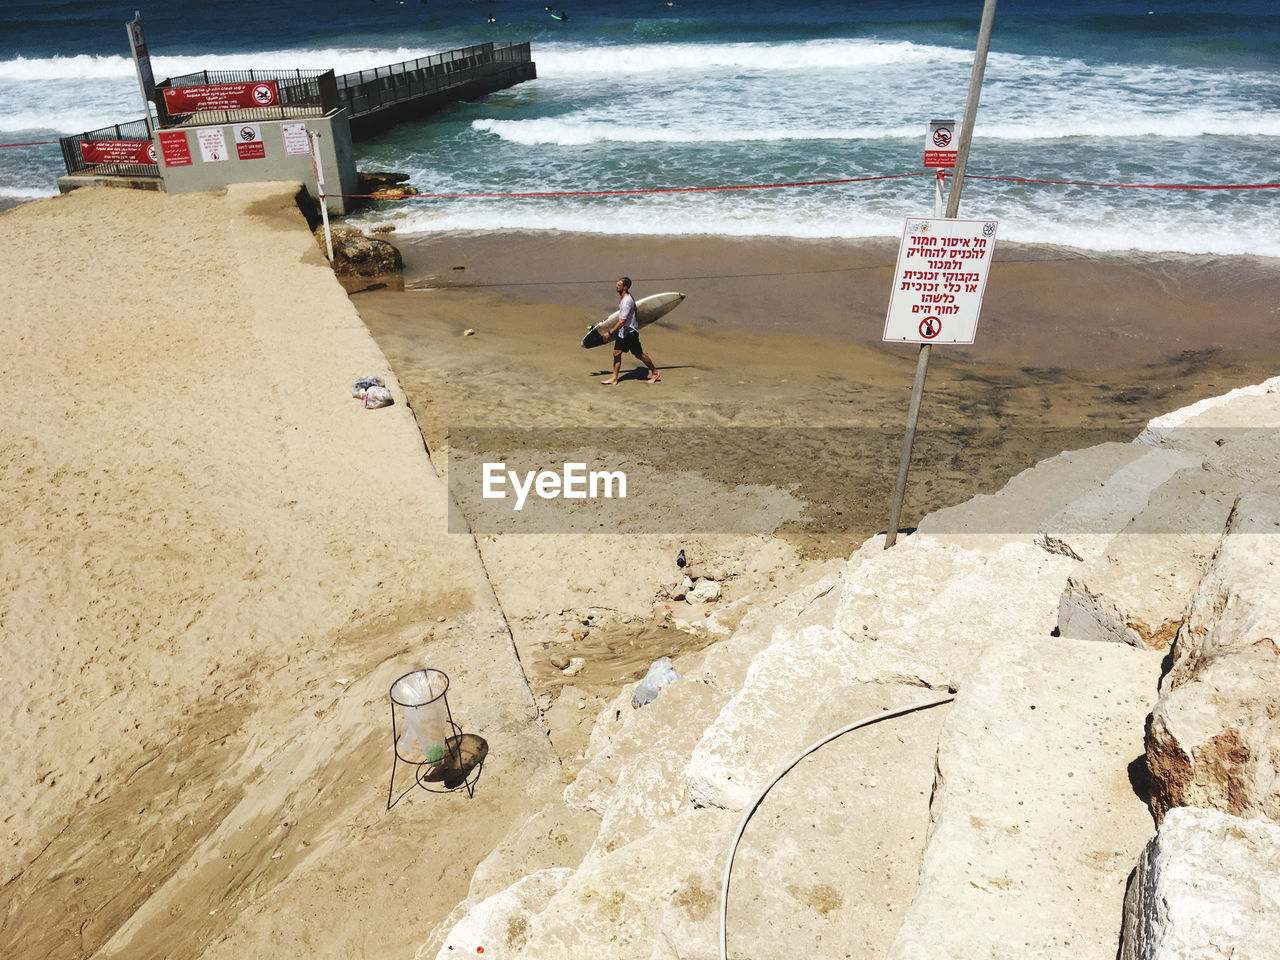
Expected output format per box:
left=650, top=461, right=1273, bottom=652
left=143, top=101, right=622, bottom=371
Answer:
left=884, top=635, right=1163, bottom=960
left=831, top=534, right=987, bottom=641
left=1137, top=376, right=1280, bottom=456
left=685, top=579, right=721, bottom=604
left=659, top=575, right=693, bottom=600
left=1120, top=806, right=1280, bottom=960
left=917, top=442, right=1167, bottom=549
left=430, top=867, right=573, bottom=960
left=1035, top=446, right=1198, bottom=562
left=1146, top=489, right=1280, bottom=824
left=686, top=624, right=861, bottom=811
left=1056, top=469, right=1238, bottom=649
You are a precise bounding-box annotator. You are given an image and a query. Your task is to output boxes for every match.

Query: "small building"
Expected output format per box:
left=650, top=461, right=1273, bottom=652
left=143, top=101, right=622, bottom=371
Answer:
left=57, top=30, right=536, bottom=216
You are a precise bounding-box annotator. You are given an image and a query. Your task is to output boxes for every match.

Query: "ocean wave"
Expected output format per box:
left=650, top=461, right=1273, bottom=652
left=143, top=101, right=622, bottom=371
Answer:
left=0, top=108, right=140, bottom=135
left=0, top=46, right=444, bottom=82
left=470, top=117, right=922, bottom=145
left=531, top=37, right=972, bottom=75
left=359, top=198, right=1280, bottom=257
left=0, top=185, right=56, bottom=200
left=0, top=37, right=975, bottom=84
left=471, top=112, right=1280, bottom=146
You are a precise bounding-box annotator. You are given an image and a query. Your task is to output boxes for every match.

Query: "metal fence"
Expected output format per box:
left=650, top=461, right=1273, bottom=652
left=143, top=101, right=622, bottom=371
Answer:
left=336, top=41, right=532, bottom=118
left=156, top=68, right=339, bottom=126
left=59, top=118, right=159, bottom=178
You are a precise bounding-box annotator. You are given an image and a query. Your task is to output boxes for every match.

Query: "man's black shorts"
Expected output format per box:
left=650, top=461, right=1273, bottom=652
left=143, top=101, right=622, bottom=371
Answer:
left=614, top=333, right=645, bottom=357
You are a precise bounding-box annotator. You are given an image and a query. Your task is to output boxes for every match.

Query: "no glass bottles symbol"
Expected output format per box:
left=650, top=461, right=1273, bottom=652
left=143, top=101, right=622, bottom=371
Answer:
left=932, top=127, right=952, bottom=148
left=919, top=316, right=942, bottom=339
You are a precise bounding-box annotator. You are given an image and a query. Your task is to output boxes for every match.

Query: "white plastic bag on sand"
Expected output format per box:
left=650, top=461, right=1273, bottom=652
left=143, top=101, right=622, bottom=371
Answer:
left=632, top=656, right=680, bottom=709
left=352, top=375, right=383, bottom=399
left=362, top=385, right=393, bottom=408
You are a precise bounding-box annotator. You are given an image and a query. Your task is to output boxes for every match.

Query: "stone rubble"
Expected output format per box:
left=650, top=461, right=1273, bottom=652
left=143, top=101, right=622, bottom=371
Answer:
left=419, top=376, right=1280, bottom=960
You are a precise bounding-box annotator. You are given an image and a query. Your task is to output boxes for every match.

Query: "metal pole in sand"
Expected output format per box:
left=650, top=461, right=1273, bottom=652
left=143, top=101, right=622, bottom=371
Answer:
left=308, top=130, right=335, bottom=263
left=884, top=0, right=997, bottom=549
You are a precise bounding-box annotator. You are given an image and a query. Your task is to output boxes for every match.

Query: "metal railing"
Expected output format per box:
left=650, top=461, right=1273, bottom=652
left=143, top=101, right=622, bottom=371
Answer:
left=60, top=118, right=159, bottom=178
left=336, top=41, right=532, bottom=118
left=156, top=68, right=339, bottom=126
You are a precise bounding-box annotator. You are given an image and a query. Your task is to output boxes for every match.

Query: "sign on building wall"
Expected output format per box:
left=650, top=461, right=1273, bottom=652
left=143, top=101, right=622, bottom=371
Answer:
left=157, top=130, right=192, bottom=167
left=163, top=81, right=280, bottom=113
left=234, top=123, right=265, bottom=160
left=883, top=217, right=999, bottom=345
left=281, top=122, right=311, bottom=156
left=197, top=127, right=228, bottom=162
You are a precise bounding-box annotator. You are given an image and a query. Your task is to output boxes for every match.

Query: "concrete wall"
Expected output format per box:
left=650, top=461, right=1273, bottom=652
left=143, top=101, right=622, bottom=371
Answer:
left=157, top=110, right=359, bottom=215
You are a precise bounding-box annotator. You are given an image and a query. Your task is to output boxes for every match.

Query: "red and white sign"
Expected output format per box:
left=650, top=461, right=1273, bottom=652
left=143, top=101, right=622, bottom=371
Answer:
left=924, top=119, right=957, bottom=169
left=883, top=217, right=999, bottom=345
left=157, top=130, right=192, bottom=167
left=78, top=139, right=157, bottom=165
left=196, top=126, right=228, bottom=163
left=234, top=123, right=265, bottom=160
left=162, top=80, right=279, bottom=113
left=281, top=122, right=310, bottom=156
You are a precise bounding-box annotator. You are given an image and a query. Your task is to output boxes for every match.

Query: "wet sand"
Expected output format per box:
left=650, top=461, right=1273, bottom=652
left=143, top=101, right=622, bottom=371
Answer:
left=354, top=230, right=1280, bottom=557
left=351, top=230, right=1280, bottom=760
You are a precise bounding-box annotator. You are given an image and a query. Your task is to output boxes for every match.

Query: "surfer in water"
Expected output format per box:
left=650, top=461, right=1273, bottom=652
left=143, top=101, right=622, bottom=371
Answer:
left=602, top=277, right=661, bottom=385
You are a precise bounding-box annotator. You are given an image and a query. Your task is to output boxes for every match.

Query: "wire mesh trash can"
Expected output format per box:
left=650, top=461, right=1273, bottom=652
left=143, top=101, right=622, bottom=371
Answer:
left=387, top=668, right=486, bottom=807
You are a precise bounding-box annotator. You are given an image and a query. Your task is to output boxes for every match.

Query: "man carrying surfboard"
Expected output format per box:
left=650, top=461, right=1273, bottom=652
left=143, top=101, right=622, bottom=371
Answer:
left=602, top=277, right=661, bottom=385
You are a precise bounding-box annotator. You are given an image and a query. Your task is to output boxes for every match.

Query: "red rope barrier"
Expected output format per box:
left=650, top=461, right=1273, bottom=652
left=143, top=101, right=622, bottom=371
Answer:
left=0, top=140, right=59, bottom=148
left=336, top=169, right=1280, bottom=200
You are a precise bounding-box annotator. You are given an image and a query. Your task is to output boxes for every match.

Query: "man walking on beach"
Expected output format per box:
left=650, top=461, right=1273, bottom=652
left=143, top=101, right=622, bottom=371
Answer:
left=602, top=276, right=661, bottom=385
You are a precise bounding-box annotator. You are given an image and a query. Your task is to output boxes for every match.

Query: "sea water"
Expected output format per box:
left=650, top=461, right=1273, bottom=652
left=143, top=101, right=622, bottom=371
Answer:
left=1, top=0, right=1277, bottom=254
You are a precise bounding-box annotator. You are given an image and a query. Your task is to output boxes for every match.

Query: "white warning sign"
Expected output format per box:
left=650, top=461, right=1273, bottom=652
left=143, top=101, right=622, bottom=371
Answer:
left=883, top=217, right=998, bottom=345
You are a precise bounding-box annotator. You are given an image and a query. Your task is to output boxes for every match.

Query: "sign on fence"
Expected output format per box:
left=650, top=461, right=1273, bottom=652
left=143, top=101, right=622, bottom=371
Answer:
left=163, top=81, right=280, bottom=113
left=78, top=140, right=157, bottom=165
left=883, top=217, right=999, bottom=345
left=924, top=119, right=957, bottom=169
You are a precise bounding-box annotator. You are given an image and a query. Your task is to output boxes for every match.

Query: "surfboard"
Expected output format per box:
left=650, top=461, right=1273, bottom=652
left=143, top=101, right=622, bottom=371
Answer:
left=581, top=292, right=685, bottom=349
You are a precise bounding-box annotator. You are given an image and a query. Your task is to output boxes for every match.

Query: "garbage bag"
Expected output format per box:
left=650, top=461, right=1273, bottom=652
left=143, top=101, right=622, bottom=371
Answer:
left=352, top=375, right=383, bottom=399
left=632, top=656, right=680, bottom=709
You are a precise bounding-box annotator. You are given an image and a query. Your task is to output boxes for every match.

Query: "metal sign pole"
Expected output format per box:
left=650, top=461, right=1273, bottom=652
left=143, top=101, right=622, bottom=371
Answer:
left=125, top=12, right=156, bottom=137
left=308, top=130, right=335, bottom=263
left=884, top=0, right=997, bottom=549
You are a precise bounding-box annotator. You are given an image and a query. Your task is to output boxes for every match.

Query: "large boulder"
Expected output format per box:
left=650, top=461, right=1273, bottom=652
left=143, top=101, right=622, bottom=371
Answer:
left=1146, top=487, right=1280, bottom=825
left=315, top=225, right=404, bottom=278
left=1120, top=806, right=1280, bottom=960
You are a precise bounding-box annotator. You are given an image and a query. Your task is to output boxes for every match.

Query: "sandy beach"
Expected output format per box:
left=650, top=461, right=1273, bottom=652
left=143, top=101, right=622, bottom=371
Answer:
left=0, top=186, right=562, bottom=960
left=2, top=186, right=1278, bottom=958
left=351, top=228, right=1280, bottom=759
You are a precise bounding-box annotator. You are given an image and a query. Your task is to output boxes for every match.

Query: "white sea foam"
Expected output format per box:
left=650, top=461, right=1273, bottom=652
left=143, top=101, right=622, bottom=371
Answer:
left=363, top=192, right=1280, bottom=257
left=470, top=117, right=923, bottom=145
left=471, top=110, right=1280, bottom=146
left=0, top=185, right=56, bottom=200
left=0, top=46, right=444, bottom=83
left=531, top=38, right=972, bottom=76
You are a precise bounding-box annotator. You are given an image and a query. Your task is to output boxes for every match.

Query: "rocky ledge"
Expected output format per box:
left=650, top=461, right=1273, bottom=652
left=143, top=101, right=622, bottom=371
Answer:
left=420, top=376, right=1280, bottom=960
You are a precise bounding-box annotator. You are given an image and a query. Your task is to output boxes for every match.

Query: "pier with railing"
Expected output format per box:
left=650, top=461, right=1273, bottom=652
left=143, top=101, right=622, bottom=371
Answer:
left=56, top=42, right=536, bottom=210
